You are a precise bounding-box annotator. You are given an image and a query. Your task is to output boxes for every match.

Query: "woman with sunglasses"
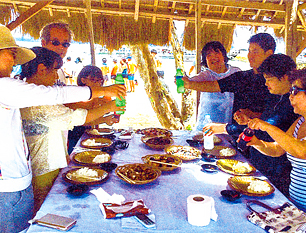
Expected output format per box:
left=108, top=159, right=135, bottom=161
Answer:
left=246, top=68, right=306, bottom=210
left=20, top=48, right=125, bottom=213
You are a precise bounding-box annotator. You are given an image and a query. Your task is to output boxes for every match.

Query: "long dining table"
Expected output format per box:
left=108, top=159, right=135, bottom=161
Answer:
left=26, top=130, right=292, bottom=233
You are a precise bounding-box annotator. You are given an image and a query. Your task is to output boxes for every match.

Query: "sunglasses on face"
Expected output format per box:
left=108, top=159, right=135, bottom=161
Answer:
left=290, top=86, right=306, bottom=96
left=50, top=40, right=70, bottom=48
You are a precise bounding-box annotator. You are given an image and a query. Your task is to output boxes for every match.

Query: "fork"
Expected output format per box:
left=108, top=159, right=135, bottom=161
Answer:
left=297, top=222, right=306, bottom=233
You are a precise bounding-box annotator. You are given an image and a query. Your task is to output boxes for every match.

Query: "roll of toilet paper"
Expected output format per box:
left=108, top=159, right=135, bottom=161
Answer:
left=187, top=194, right=218, bottom=226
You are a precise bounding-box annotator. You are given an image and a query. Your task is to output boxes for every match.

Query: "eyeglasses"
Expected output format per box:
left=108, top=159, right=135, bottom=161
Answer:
left=290, top=86, right=306, bottom=96
left=50, top=40, right=70, bottom=48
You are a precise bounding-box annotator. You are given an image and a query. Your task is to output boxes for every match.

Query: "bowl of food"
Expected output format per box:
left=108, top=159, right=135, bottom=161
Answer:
left=115, top=163, right=161, bottom=185
left=80, top=137, right=113, bottom=149
left=141, top=136, right=174, bottom=150
left=203, top=146, right=236, bottom=159
left=142, top=154, right=182, bottom=171
left=137, top=128, right=172, bottom=137
left=72, top=150, right=111, bottom=166
left=86, top=128, right=115, bottom=137
left=62, top=167, right=109, bottom=185
left=165, top=145, right=201, bottom=160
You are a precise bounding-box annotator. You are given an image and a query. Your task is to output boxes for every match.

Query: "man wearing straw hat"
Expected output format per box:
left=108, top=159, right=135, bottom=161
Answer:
left=0, top=25, right=126, bottom=232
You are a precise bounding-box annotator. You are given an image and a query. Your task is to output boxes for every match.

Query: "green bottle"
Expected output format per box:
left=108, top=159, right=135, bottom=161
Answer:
left=115, top=73, right=126, bottom=115
left=176, top=68, right=185, bottom=93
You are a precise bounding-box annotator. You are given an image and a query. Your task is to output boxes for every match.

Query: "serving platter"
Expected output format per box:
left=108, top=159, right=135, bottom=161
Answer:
left=86, top=128, right=115, bottom=137
left=141, top=154, right=182, bottom=171
left=192, top=134, right=222, bottom=144
left=137, top=128, right=172, bottom=137
left=203, top=146, right=236, bottom=159
left=72, top=150, right=111, bottom=166
left=80, top=137, right=113, bottom=149
left=115, top=163, right=161, bottom=185
left=62, top=167, right=109, bottom=185
left=216, top=159, right=256, bottom=176
left=141, top=135, right=174, bottom=150
left=164, top=145, right=201, bottom=161
left=228, top=176, right=275, bottom=197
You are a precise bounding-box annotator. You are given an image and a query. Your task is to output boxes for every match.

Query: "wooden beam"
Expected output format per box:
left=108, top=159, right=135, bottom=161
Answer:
left=48, top=7, right=53, bottom=16
left=134, top=0, right=139, bottom=21
left=188, top=3, right=193, bottom=14
left=6, top=0, right=54, bottom=30
left=162, top=0, right=285, bottom=12
left=297, top=9, right=306, bottom=29
left=285, top=1, right=298, bottom=60
left=12, top=2, right=18, bottom=14
left=171, top=1, right=176, bottom=14
left=100, top=0, right=104, bottom=8
left=85, top=0, right=95, bottom=65
left=221, top=6, right=227, bottom=17
left=152, top=0, right=158, bottom=23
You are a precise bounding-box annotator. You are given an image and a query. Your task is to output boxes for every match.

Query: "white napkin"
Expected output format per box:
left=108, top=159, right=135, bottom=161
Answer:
left=90, top=187, right=125, bottom=204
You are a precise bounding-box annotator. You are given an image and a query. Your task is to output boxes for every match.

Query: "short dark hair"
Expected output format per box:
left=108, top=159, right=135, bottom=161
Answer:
left=248, top=33, right=276, bottom=53
left=288, top=68, right=306, bottom=89
left=40, top=22, right=73, bottom=42
left=257, top=54, right=296, bottom=80
left=20, top=47, right=63, bottom=79
left=201, top=41, right=228, bottom=67
left=77, top=65, right=103, bottom=86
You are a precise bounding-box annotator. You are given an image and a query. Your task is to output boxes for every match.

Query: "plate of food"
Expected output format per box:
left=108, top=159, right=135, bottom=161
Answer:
left=115, top=163, right=161, bottom=185
left=80, top=137, right=113, bottom=149
left=62, top=167, right=109, bottom=185
left=141, top=154, right=182, bottom=171
left=203, top=146, right=236, bottom=159
left=141, top=136, right=174, bottom=150
left=192, top=134, right=222, bottom=144
left=216, top=159, right=256, bottom=176
left=86, top=128, right=115, bottom=137
left=164, top=145, right=201, bottom=160
left=72, top=150, right=111, bottom=166
left=137, top=128, right=172, bottom=137
left=228, top=176, right=275, bottom=196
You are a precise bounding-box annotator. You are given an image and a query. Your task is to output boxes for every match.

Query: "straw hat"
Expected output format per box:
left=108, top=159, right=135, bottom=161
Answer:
left=0, top=25, right=36, bottom=64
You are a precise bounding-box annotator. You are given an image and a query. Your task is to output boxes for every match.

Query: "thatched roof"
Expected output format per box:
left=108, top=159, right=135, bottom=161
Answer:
left=0, top=0, right=306, bottom=53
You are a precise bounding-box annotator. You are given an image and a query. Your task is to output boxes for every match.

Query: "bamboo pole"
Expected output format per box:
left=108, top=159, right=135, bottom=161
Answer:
left=7, top=0, right=54, bottom=31
left=85, top=0, right=96, bottom=65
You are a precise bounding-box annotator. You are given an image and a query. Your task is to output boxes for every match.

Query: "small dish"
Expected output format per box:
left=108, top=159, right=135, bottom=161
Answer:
left=201, top=153, right=216, bottom=162
left=99, top=162, right=118, bottom=172
left=67, top=184, right=89, bottom=197
left=220, top=190, right=242, bottom=202
left=201, top=164, right=218, bottom=174
left=186, top=139, right=200, bottom=147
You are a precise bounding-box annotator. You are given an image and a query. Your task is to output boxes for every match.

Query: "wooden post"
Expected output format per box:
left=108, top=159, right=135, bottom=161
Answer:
left=7, top=0, right=54, bottom=31
left=285, top=1, right=298, bottom=61
left=85, top=0, right=96, bottom=66
left=195, top=0, right=202, bottom=116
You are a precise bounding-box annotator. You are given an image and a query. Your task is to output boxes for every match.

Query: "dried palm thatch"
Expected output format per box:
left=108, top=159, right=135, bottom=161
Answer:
left=8, top=6, right=170, bottom=51
left=183, top=22, right=235, bottom=52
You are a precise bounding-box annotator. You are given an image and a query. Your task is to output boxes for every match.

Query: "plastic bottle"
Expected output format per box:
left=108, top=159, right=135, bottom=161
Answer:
left=176, top=68, right=185, bottom=93
left=115, top=73, right=126, bottom=115
left=237, top=127, right=255, bottom=152
left=203, top=115, right=214, bottom=150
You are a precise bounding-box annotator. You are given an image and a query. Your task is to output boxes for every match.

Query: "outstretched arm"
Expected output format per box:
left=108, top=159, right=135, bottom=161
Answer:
left=182, top=76, right=221, bottom=92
